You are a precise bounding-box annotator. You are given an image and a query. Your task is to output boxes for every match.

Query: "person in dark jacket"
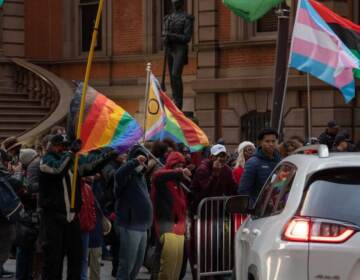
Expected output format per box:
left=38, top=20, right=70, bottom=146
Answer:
left=39, top=134, right=83, bottom=280
left=190, top=144, right=237, bottom=279
left=114, top=145, right=153, bottom=280
left=0, top=149, right=24, bottom=279
left=191, top=144, right=237, bottom=212
left=332, top=134, right=349, bottom=152
left=151, top=151, right=191, bottom=279
left=39, top=135, right=117, bottom=280
left=318, top=121, right=340, bottom=150
left=238, top=128, right=282, bottom=205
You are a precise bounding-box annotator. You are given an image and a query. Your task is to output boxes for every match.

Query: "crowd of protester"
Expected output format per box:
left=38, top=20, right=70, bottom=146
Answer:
left=0, top=120, right=359, bottom=280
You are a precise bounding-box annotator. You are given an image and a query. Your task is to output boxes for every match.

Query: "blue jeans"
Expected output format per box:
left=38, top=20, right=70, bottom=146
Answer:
left=81, top=233, right=89, bottom=280
left=115, top=226, right=147, bottom=280
left=16, top=246, right=34, bottom=280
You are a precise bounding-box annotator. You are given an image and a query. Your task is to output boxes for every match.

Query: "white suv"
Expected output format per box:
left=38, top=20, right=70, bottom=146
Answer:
left=228, top=145, right=360, bottom=280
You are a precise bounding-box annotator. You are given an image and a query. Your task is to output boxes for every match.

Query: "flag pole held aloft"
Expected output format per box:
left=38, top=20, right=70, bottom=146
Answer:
left=289, top=0, right=360, bottom=103
left=71, top=0, right=105, bottom=211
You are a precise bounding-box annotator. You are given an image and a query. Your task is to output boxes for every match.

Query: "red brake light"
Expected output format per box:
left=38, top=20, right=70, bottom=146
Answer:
left=283, top=217, right=356, bottom=243
left=284, top=218, right=310, bottom=242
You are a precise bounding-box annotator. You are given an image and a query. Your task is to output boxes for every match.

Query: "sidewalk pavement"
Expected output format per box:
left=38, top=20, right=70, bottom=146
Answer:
left=3, top=258, right=193, bottom=279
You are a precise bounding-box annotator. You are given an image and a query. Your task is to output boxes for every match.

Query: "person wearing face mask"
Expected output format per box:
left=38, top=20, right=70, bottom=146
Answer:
left=113, top=145, right=153, bottom=280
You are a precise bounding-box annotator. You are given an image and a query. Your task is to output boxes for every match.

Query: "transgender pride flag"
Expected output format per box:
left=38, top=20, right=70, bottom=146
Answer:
left=289, top=0, right=360, bottom=102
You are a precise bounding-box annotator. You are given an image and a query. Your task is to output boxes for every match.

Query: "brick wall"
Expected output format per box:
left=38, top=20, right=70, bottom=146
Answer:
left=217, top=0, right=231, bottom=42
left=112, top=0, right=143, bottom=55
left=24, top=0, right=62, bottom=59
left=219, top=46, right=276, bottom=69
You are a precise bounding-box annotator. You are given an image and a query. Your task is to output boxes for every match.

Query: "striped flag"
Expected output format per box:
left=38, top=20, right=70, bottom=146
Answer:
left=289, top=0, right=360, bottom=102
left=69, top=83, right=143, bottom=154
left=145, top=74, right=209, bottom=152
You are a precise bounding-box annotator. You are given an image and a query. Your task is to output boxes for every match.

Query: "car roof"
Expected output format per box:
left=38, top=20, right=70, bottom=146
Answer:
left=282, top=152, right=360, bottom=175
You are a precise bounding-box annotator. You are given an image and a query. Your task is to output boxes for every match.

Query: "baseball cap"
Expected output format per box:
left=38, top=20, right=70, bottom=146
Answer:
left=210, top=144, right=226, bottom=156
left=327, top=120, right=339, bottom=128
left=50, top=134, right=70, bottom=146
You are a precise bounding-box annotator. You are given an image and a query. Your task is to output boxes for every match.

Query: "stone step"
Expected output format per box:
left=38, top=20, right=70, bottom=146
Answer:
left=0, top=98, right=41, bottom=106
left=0, top=120, right=37, bottom=130
left=0, top=111, right=46, bottom=121
left=0, top=92, right=29, bottom=99
left=0, top=129, right=27, bottom=138
left=0, top=86, right=16, bottom=92
left=0, top=105, right=49, bottom=114
left=0, top=80, right=15, bottom=87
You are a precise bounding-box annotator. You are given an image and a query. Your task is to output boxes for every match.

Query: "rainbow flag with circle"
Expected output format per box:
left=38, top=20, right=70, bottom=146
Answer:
left=145, top=74, right=209, bottom=152
left=69, top=83, right=143, bottom=154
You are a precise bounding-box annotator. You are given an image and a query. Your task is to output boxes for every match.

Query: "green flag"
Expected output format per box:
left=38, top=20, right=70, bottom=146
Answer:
left=0, top=0, right=4, bottom=7
left=223, top=0, right=283, bottom=21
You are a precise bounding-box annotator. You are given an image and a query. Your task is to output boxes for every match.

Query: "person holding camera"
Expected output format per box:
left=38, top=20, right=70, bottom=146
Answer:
left=39, top=134, right=83, bottom=280
left=113, top=145, right=153, bottom=280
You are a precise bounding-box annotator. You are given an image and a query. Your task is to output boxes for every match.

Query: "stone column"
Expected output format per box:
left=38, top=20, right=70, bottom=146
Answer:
left=194, top=0, right=218, bottom=143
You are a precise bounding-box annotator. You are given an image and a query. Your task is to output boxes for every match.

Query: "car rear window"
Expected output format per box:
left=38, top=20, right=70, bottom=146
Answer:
left=300, top=168, right=360, bottom=226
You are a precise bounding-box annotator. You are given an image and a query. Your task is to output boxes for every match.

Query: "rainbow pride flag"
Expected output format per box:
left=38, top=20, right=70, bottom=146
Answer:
left=289, top=0, right=360, bottom=102
left=145, top=74, right=209, bottom=152
left=69, top=84, right=143, bottom=154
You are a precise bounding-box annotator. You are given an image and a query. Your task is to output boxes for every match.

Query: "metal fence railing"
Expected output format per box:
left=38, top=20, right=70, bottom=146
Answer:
left=195, top=196, right=245, bottom=279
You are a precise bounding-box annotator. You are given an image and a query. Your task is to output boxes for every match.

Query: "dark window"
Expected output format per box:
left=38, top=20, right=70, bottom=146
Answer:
left=241, top=111, right=271, bottom=143
left=257, top=9, right=278, bottom=33
left=301, top=168, right=360, bottom=226
left=254, top=164, right=297, bottom=219
left=80, top=0, right=102, bottom=52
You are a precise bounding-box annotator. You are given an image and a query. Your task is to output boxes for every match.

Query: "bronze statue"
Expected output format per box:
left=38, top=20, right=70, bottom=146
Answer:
left=162, top=0, right=194, bottom=110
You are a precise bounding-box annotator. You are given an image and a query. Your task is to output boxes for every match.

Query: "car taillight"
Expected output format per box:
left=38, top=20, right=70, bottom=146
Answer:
left=282, top=217, right=356, bottom=243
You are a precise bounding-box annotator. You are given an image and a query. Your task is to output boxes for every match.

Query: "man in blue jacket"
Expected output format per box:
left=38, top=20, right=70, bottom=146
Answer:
left=114, top=145, right=153, bottom=280
left=238, top=128, right=281, bottom=205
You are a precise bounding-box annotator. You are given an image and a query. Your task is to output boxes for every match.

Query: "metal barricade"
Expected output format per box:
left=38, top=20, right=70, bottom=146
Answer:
left=195, top=196, right=241, bottom=279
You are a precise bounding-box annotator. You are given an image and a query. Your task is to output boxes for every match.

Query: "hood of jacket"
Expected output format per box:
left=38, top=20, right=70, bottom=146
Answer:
left=128, top=144, right=148, bottom=160
left=165, top=152, right=185, bottom=169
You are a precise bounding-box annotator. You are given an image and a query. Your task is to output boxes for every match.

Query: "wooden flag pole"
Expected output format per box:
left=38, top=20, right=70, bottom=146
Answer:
left=70, top=0, right=105, bottom=210
left=142, top=63, right=152, bottom=143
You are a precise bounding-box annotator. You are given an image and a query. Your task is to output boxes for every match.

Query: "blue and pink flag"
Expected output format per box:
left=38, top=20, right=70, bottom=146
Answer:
left=289, top=0, right=360, bottom=102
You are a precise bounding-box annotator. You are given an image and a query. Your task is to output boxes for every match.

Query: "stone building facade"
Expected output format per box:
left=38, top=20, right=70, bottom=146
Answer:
left=1, top=0, right=359, bottom=148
